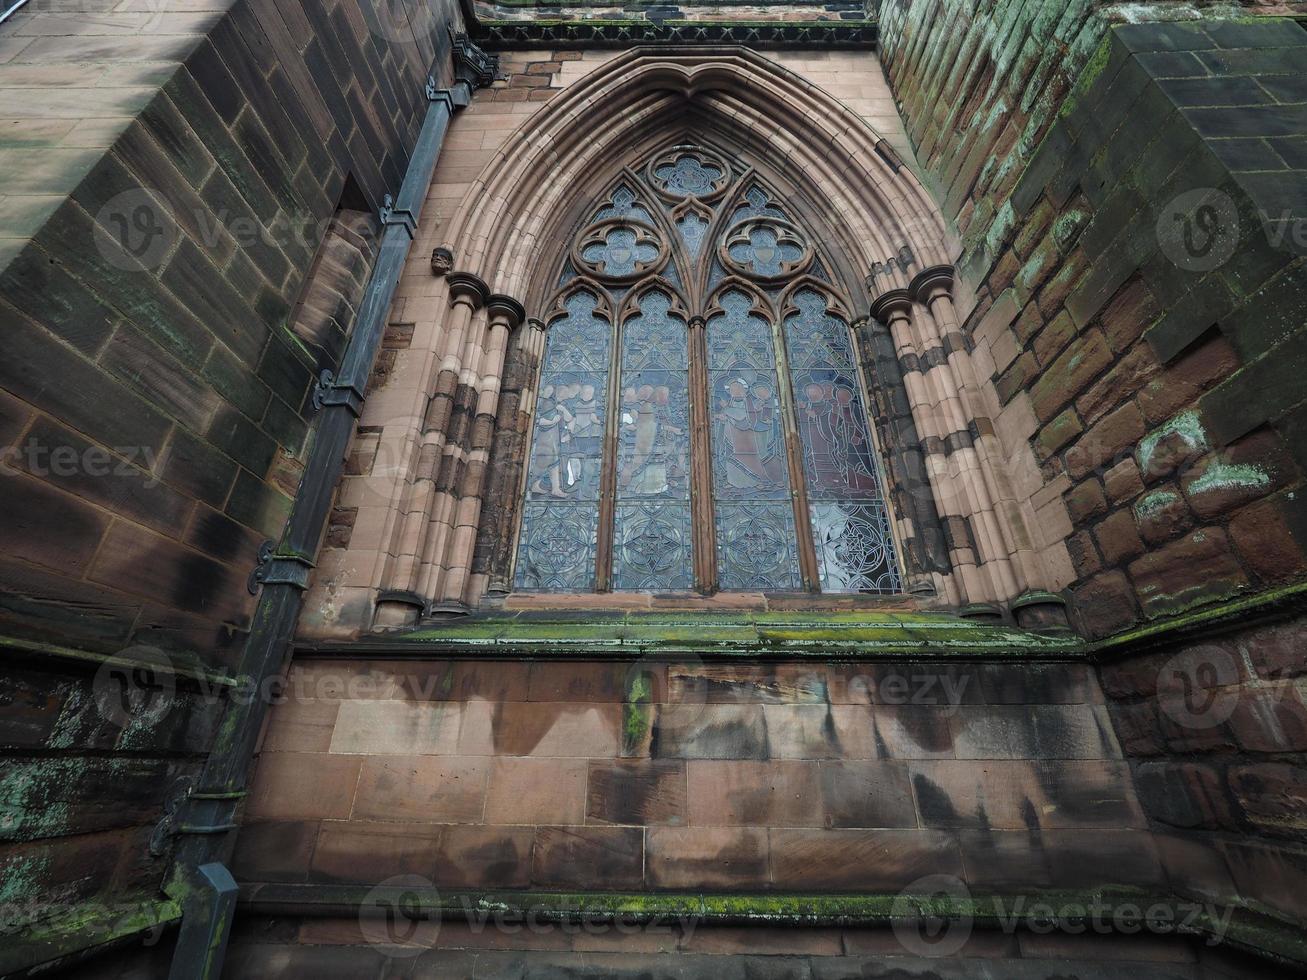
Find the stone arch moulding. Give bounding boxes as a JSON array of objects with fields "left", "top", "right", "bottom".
[{"left": 366, "top": 47, "right": 1067, "bottom": 629}]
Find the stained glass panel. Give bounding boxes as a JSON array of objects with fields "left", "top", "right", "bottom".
[
  {"left": 580, "top": 226, "right": 660, "bottom": 279},
  {"left": 727, "top": 224, "right": 804, "bottom": 278},
  {"left": 678, "top": 212, "right": 708, "bottom": 259},
  {"left": 545, "top": 291, "right": 610, "bottom": 373},
  {"left": 708, "top": 290, "right": 801, "bottom": 589},
  {"left": 615, "top": 292, "right": 691, "bottom": 589},
  {"left": 526, "top": 373, "right": 607, "bottom": 501},
  {"left": 734, "top": 185, "right": 787, "bottom": 222},
  {"left": 810, "top": 503, "right": 902, "bottom": 593},
  {"left": 717, "top": 502, "right": 801, "bottom": 590},
  {"left": 613, "top": 502, "right": 693, "bottom": 590},
  {"left": 595, "top": 185, "right": 655, "bottom": 224},
  {"left": 516, "top": 290, "right": 611, "bottom": 590},
  {"left": 515, "top": 503, "right": 599, "bottom": 591},
  {"left": 654, "top": 153, "right": 725, "bottom": 197},
  {"left": 783, "top": 289, "right": 900, "bottom": 592}
]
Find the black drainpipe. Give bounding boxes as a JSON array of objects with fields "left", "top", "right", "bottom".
[{"left": 161, "top": 37, "right": 499, "bottom": 980}]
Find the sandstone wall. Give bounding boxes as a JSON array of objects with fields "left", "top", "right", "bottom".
[
  {"left": 0, "top": 0, "right": 461, "bottom": 968},
  {"left": 879, "top": 7, "right": 1307, "bottom": 639},
  {"left": 235, "top": 656, "right": 1148, "bottom": 896},
  {"left": 1102, "top": 612, "right": 1307, "bottom": 932}
]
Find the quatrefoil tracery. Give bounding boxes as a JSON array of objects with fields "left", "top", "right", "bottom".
[
  {"left": 573, "top": 220, "right": 668, "bottom": 282},
  {"left": 646, "top": 146, "right": 733, "bottom": 202},
  {"left": 719, "top": 218, "right": 812, "bottom": 283}
]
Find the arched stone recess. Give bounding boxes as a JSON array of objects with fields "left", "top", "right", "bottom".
[{"left": 363, "top": 47, "right": 1065, "bottom": 629}]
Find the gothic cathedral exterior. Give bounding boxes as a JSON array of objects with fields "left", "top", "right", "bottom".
[{"left": 2, "top": 0, "right": 1307, "bottom": 976}]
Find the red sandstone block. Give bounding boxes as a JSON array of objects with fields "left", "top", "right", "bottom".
[
  {"left": 1227, "top": 762, "right": 1307, "bottom": 836},
  {"left": 434, "top": 826, "right": 533, "bottom": 888},
  {"left": 352, "top": 755, "right": 488, "bottom": 823},
  {"left": 260, "top": 698, "right": 339, "bottom": 753},
  {"left": 526, "top": 661, "right": 630, "bottom": 702},
  {"left": 686, "top": 760, "right": 824, "bottom": 827},
  {"left": 245, "top": 752, "right": 361, "bottom": 821},
  {"left": 1153, "top": 832, "right": 1237, "bottom": 905},
  {"left": 1242, "top": 619, "right": 1307, "bottom": 680},
  {"left": 910, "top": 759, "right": 1143, "bottom": 830},
  {"left": 1227, "top": 683, "right": 1307, "bottom": 753},
  {"left": 456, "top": 701, "right": 622, "bottom": 758},
  {"left": 1229, "top": 495, "right": 1307, "bottom": 585},
  {"left": 229, "top": 819, "right": 318, "bottom": 882},
  {"left": 309, "top": 822, "right": 441, "bottom": 883},
  {"left": 586, "top": 759, "right": 686, "bottom": 826},
  {"left": 959, "top": 829, "right": 1163, "bottom": 890},
  {"left": 532, "top": 826, "right": 643, "bottom": 890},
  {"left": 484, "top": 757, "right": 587, "bottom": 826},
  {"left": 769, "top": 828, "right": 962, "bottom": 890},
  {"left": 1219, "top": 839, "right": 1307, "bottom": 922},
  {"left": 645, "top": 826, "right": 769, "bottom": 889},
  {"left": 1127, "top": 528, "right": 1249, "bottom": 620}
]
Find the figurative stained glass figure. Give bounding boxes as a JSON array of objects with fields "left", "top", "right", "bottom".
[
  {"left": 619, "top": 383, "right": 685, "bottom": 496},
  {"left": 563, "top": 382, "right": 604, "bottom": 494},
  {"left": 795, "top": 373, "right": 882, "bottom": 496},
  {"left": 712, "top": 376, "right": 785, "bottom": 494},
  {"left": 529, "top": 384, "right": 572, "bottom": 498}
]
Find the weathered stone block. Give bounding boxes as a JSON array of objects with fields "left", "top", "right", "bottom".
[{"left": 1127, "top": 528, "right": 1249, "bottom": 619}]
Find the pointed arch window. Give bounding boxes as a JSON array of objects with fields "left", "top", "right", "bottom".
[{"left": 514, "top": 144, "right": 902, "bottom": 595}]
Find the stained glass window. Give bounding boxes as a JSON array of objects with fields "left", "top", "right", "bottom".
[{"left": 515, "top": 145, "right": 902, "bottom": 595}]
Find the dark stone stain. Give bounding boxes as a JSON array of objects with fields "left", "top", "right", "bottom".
[
  {"left": 912, "top": 772, "right": 958, "bottom": 825},
  {"left": 173, "top": 552, "right": 227, "bottom": 614}
]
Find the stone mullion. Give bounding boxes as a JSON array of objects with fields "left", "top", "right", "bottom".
[
  {"left": 431, "top": 296, "right": 524, "bottom": 611},
  {"left": 687, "top": 315, "right": 717, "bottom": 594}
]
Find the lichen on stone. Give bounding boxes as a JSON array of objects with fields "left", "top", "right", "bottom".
[{"left": 1136, "top": 410, "right": 1208, "bottom": 475}]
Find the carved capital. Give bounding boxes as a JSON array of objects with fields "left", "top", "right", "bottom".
[
  {"left": 868, "top": 287, "right": 912, "bottom": 324},
  {"left": 908, "top": 264, "right": 955, "bottom": 305},
  {"left": 430, "top": 245, "right": 454, "bottom": 277},
  {"left": 446, "top": 271, "right": 490, "bottom": 308},
  {"left": 527, "top": 317, "right": 547, "bottom": 334},
  {"left": 486, "top": 293, "right": 527, "bottom": 329}
]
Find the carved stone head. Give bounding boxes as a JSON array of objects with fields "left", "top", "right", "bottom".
[{"left": 430, "top": 245, "right": 454, "bottom": 277}]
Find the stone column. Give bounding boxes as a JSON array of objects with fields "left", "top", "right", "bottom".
[
  {"left": 869, "top": 287, "right": 970, "bottom": 605},
  {"left": 907, "top": 265, "right": 1020, "bottom": 608},
  {"left": 423, "top": 293, "right": 526, "bottom": 614},
  {"left": 476, "top": 316, "right": 547, "bottom": 597},
  {"left": 372, "top": 272, "right": 487, "bottom": 628}
]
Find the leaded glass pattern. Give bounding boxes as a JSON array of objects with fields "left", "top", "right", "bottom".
[
  {"left": 784, "top": 289, "right": 898, "bottom": 593},
  {"left": 516, "top": 144, "right": 901, "bottom": 596},
  {"left": 596, "top": 185, "right": 655, "bottom": 224},
  {"left": 515, "top": 504, "right": 599, "bottom": 591},
  {"left": 653, "top": 153, "right": 725, "bottom": 197},
  {"left": 678, "top": 212, "right": 708, "bottom": 259}
]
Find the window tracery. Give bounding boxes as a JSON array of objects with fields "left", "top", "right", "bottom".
[{"left": 513, "top": 144, "right": 902, "bottom": 595}]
